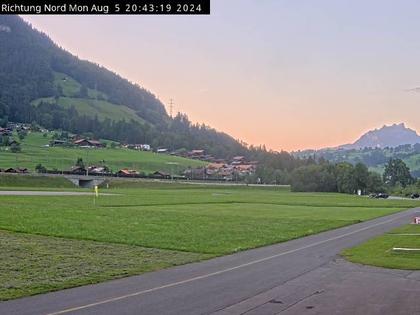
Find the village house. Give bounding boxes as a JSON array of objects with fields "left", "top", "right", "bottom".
[
  {"left": 205, "top": 163, "right": 226, "bottom": 176},
  {"left": 151, "top": 171, "right": 170, "bottom": 179},
  {"left": 2, "top": 167, "right": 29, "bottom": 174},
  {"left": 0, "top": 127, "right": 12, "bottom": 136},
  {"left": 88, "top": 166, "right": 109, "bottom": 175},
  {"left": 188, "top": 150, "right": 205, "bottom": 159},
  {"left": 125, "top": 144, "right": 151, "bottom": 151},
  {"left": 231, "top": 156, "right": 246, "bottom": 165},
  {"left": 73, "top": 139, "right": 105, "bottom": 148},
  {"left": 235, "top": 164, "right": 256, "bottom": 175},
  {"left": 70, "top": 166, "right": 87, "bottom": 175},
  {"left": 50, "top": 139, "right": 67, "bottom": 146},
  {"left": 116, "top": 169, "right": 139, "bottom": 177}
]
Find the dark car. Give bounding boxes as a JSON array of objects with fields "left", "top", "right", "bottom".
[
  {"left": 376, "top": 193, "right": 389, "bottom": 199},
  {"left": 411, "top": 193, "right": 420, "bottom": 199}
]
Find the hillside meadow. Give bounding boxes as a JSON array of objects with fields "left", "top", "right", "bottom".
[{"left": 0, "top": 132, "right": 205, "bottom": 173}]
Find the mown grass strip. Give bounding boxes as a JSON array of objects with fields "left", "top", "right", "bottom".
[{"left": 0, "top": 230, "right": 208, "bottom": 301}]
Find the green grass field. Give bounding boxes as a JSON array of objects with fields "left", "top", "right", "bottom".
[
  {"left": 31, "top": 72, "right": 147, "bottom": 124},
  {"left": 0, "top": 132, "right": 205, "bottom": 173},
  {"left": 1, "top": 182, "right": 419, "bottom": 300},
  {"left": 342, "top": 224, "right": 420, "bottom": 270},
  {"left": 0, "top": 174, "right": 74, "bottom": 188},
  {"left": 0, "top": 230, "right": 206, "bottom": 300},
  {"left": 32, "top": 97, "right": 146, "bottom": 124}
]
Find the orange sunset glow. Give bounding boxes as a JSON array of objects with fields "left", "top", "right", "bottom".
[{"left": 23, "top": 1, "right": 420, "bottom": 151}]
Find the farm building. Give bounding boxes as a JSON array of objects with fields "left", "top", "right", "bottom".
[
  {"left": 116, "top": 169, "right": 139, "bottom": 177},
  {"left": 151, "top": 171, "right": 170, "bottom": 179},
  {"left": 73, "top": 139, "right": 105, "bottom": 148}
]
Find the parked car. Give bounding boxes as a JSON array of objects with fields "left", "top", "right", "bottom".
[
  {"left": 376, "top": 193, "right": 389, "bottom": 199},
  {"left": 411, "top": 193, "right": 420, "bottom": 199}
]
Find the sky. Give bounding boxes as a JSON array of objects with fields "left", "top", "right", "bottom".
[{"left": 24, "top": 0, "right": 420, "bottom": 151}]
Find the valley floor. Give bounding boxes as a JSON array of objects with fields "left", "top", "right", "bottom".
[{"left": 0, "top": 182, "right": 419, "bottom": 301}]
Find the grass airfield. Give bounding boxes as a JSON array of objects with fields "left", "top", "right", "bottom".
[
  {"left": 343, "top": 224, "right": 420, "bottom": 270},
  {"left": 1, "top": 179, "right": 419, "bottom": 300}
]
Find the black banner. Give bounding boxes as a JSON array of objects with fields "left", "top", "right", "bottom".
[{"left": 0, "top": 0, "right": 210, "bottom": 15}]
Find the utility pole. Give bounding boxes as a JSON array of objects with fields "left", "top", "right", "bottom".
[{"left": 169, "top": 99, "right": 174, "bottom": 118}]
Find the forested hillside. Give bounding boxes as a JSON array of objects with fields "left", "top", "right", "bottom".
[{"left": 0, "top": 16, "right": 242, "bottom": 156}]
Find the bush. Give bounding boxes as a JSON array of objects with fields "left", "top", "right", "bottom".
[{"left": 35, "top": 164, "right": 47, "bottom": 173}]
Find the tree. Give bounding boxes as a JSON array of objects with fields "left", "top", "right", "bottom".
[
  {"left": 18, "top": 130, "right": 27, "bottom": 141},
  {"left": 1, "top": 135, "right": 9, "bottom": 147},
  {"left": 335, "top": 162, "right": 356, "bottom": 194},
  {"left": 290, "top": 164, "right": 336, "bottom": 192},
  {"left": 75, "top": 157, "right": 85, "bottom": 168},
  {"left": 366, "top": 172, "right": 385, "bottom": 193},
  {"left": 78, "top": 85, "right": 88, "bottom": 98},
  {"left": 291, "top": 161, "right": 384, "bottom": 194},
  {"left": 10, "top": 143, "right": 21, "bottom": 153},
  {"left": 383, "top": 158, "right": 414, "bottom": 187},
  {"left": 353, "top": 163, "right": 369, "bottom": 193}
]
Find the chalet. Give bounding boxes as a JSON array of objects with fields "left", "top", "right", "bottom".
[
  {"left": 202, "top": 155, "right": 215, "bottom": 162},
  {"left": 3, "top": 167, "right": 28, "bottom": 174},
  {"left": 125, "top": 144, "right": 151, "bottom": 151},
  {"left": 206, "top": 163, "right": 225, "bottom": 175},
  {"left": 207, "top": 163, "right": 226, "bottom": 170},
  {"left": 188, "top": 150, "right": 205, "bottom": 159},
  {"left": 70, "top": 166, "right": 87, "bottom": 175},
  {"left": 0, "top": 127, "right": 12, "bottom": 136},
  {"left": 231, "top": 156, "right": 246, "bottom": 165},
  {"left": 116, "top": 169, "right": 139, "bottom": 177},
  {"left": 3, "top": 168, "right": 17, "bottom": 173},
  {"left": 88, "top": 166, "right": 109, "bottom": 175},
  {"left": 235, "top": 164, "right": 255, "bottom": 175},
  {"left": 151, "top": 171, "right": 170, "bottom": 179},
  {"left": 17, "top": 167, "right": 28, "bottom": 173},
  {"left": 73, "top": 139, "right": 105, "bottom": 148},
  {"left": 140, "top": 144, "right": 151, "bottom": 151},
  {"left": 50, "top": 139, "right": 67, "bottom": 146}
]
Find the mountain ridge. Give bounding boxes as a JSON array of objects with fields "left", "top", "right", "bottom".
[{"left": 340, "top": 123, "right": 420, "bottom": 149}]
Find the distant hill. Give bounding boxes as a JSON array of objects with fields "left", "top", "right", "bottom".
[
  {"left": 293, "top": 123, "right": 420, "bottom": 177},
  {"left": 340, "top": 123, "right": 420, "bottom": 149}
]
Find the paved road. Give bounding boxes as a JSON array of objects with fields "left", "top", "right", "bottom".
[
  {"left": 1, "top": 208, "right": 420, "bottom": 315},
  {"left": 0, "top": 191, "right": 113, "bottom": 196}
]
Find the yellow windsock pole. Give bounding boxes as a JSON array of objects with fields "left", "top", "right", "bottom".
[{"left": 93, "top": 185, "right": 99, "bottom": 206}]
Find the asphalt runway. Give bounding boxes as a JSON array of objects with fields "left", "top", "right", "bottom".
[{"left": 1, "top": 207, "right": 420, "bottom": 315}]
